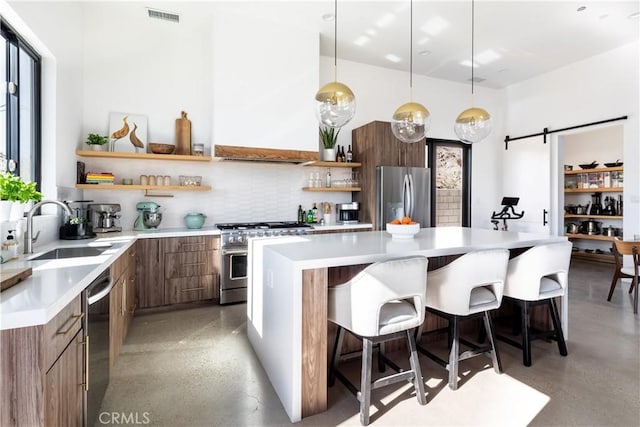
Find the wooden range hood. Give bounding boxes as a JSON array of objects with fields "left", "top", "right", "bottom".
[{"left": 214, "top": 145, "right": 318, "bottom": 163}]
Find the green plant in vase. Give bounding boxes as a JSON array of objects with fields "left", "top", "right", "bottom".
[
  {"left": 319, "top": 126, "right": 341, "bottom": 161},
  {"left": 85, "top": 133, "right": 109, "bottom": 150},
  {"left": 0, "top": 172, "right": 43, "bottom": 221}
]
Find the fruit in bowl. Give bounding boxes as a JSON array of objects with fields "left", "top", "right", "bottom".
[{"left": 386, "top": 217, "right": 420, "bottom": 239}]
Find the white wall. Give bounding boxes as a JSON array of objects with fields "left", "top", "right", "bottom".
[
  {"left": 323, "top": 56, "right": 507, "bottom": 228},
  {"left": 504, "top": 42, "right": 639, "bottom": 239}
]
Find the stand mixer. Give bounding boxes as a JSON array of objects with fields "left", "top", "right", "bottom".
[{"left": 133, "top": 202, "right": 162, "bottom": 230}]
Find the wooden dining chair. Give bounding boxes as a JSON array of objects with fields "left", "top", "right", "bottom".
[{"left": 608, "top": 239, "right": 639, "bottom": 314}]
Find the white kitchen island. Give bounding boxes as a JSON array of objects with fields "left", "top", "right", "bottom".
[{"left": 247, "top": 227, "right": 568, "bottom": 422}]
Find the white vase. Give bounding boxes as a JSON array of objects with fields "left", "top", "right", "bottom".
[
  {"left": 9, "top": 202, "right": 24, "bottom": 221},
  {"left": 322, "top": 148, "right": 336, "bottom": 162},
  {"left": 91, "top": 144, "right": 105, "bottom": 151},
  {"left": 0, "top": 200, "right": 14, "bottom": 223}
]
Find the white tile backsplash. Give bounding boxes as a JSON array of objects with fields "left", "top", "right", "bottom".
[{"left": 80, "top": 160, "right": 353, "bottom": 229}]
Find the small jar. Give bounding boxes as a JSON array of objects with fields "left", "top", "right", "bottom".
[
  {"left": 163, "top": 176, "right": 171, "bottom": 186},
  {"left": 193, "top": 144, "right": 204, "bottom": 156},
  {"left": 148, "top": 175, "right": 157, "bottom": 186},
  {"left": 140, "top": 175, "right": 148, "bottom": 185},
  {"left": 157, "top": 175, "right": 164, "bottom": 186}
]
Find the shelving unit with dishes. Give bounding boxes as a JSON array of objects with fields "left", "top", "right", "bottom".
[
  {"left": 301, "top": 161, "right": 362, "bottom": 192},
  {"left": 564, "top": 165, "right": 623, "bottom": 263},
  {"left": 75, "top": 149, "right": 212, "bottom": 194}
]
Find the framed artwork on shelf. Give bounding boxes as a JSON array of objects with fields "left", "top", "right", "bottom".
[{"left": 108, "top": 112, "right": 148, "bottom": 153}]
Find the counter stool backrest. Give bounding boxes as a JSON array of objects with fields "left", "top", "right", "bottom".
[
  {"left": 328, "top": 256, "right": 428, "bottom": 337},
  {"left": 504, "top": 242, "right": 573, "bottom": 301},
  {"left": 425, "top": 248, "right": 509, "bottom": 316}
]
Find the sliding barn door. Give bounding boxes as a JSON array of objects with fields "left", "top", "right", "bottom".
[{"left": 501, "top": 137, "right": 551, "bottom": 234}]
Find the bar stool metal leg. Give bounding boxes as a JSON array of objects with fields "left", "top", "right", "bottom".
[
  {"left": 359, "top": 338, "right": 373, "bottom": 426},
  {"left": 521, "top": 301, "right": 532, "bottom": 367},
  {"left": 407, "top": 329, "right": 427, "bottom": 405},
  {"left": 483, "top": 311, "right": 502, "bottom": 374},
  {"left": 447, "top": 316, "right": 460, "bottom": 390},
  {"left": 548, "top": 299, "right": 568, "bottom": 356}
]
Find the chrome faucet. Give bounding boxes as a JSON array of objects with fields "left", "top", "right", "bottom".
[{"left": 24, "top": 200, "right": 72, "bottom": 254}]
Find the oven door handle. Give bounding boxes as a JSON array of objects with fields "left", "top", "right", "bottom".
[
  {"left": 222, "top": 249, "right": 248, "bottom": 255},
  {"left": 87, "top": 275, "right": 115, "bottom": 305}
]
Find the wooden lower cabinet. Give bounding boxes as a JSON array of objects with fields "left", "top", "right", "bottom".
[
  {"left": 0, "top": 295, "right": 85, "bottom": 427},
  {"left": 110, "top": 245, "right": 136, "bottom": 370},
  {"left": 45, "top": 330, "right": 84, "bottom": 427},
  {"left": 136, "top": 238, "right": 165, "bottom": 308},
  {"left": 136, "top": 236, "right": 220, "bottom": 308}
]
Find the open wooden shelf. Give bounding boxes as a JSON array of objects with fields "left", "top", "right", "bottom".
[
  {"left": 76, "top": 184, "right": 211, "bottom": 191},
  {"left": 564, "top": 214, "right": 622, "bottom": 220},
  {"left": 564, "top": 187, "right": 623, "bottom": 193},
  {"left": 76, "top": 149, "right": 212, "bottom": 162},
  {"left": 566, "top": 233, "right": 615, "bottom": 242},
  {"left": 301, "top": 161, "right": 361, "bottom": 168},
  {"left": 302, "top": 187, "right": 361, "bottom": 192},
  {"left": 564, "top": 166, "right": 623, "bottom": 175}
]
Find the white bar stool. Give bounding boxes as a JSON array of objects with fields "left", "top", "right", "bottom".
[
  {"left": 417, "top": 248, "right": 509, "bottom": 390},
  {"left": 328, "top": 256, "right": 428, "bottom": 426},
  {"left": 608, "top": 239, "right": 639, "bottom": 314},
  {"left": 498, "top": 241, "right": 572, "bottom": 366}
]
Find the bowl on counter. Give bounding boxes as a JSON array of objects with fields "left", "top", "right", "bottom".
[
  {"left": 184, "top": 212, "right": 206, "bottom": 229},
  {"left": 148, "top": 143, "right": 176, "bottom": 154},
  {"left": 386, "top": 222, "right": 420, "bottom": 239},
  {"left": 604, "top": 161, "right": 623, "bottom": 167}
]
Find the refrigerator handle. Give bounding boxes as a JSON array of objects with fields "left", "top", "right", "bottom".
[
  {"left": 407, "top": 173, "right": 414, "bottom": 218},
  {"left": 403, "top": 173, "right": 411, "bottom": 218}
]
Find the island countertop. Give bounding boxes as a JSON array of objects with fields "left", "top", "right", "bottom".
[
  {"left": 261, "top": 226, "right": 567, "bottom": 268},
  {"left": 247, "top": 227, "right": 568, "bottom": 423}
]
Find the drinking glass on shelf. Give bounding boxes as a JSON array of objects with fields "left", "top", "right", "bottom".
[
  {"left": 351, "top": 171, "right": 360, "bottom": 187},
  {"left": 314, "top": 172, "right": 322, "bottom": 188},
  {"left": 149, "top": 175, "right": 157, "bottom": 186}
]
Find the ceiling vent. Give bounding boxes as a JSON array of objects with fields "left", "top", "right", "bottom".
[
  {"left": 147, "top": 8, "right": 180, "bottom": 23},
  {"left": 469, "top": 77, "right": 486, "bottom": 83}
]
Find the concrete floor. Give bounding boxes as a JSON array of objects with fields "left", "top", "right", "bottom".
[{"left": 98, "top": 259, "right": 640, "bottom": 426}]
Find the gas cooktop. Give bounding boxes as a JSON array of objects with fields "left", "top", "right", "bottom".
[{"left": 216, "top": 221, "right": 310, "bottom": 231}]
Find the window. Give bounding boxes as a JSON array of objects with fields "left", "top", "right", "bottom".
[
  {"left": 426, "top": 138, "right": 471, "bottom": 227},
  {"left": 1, "top": 19, "right": 41, "bottom": 189}
]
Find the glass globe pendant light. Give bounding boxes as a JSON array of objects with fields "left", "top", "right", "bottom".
[
  {"left": 454, "top": 0, "right": 492, "bottom": 144},
  {"left": 391, "top": 0, "right": 430, "bottom": 144},
  {"left": 315, "top": 0, "right": 356, "bottom": 128}
]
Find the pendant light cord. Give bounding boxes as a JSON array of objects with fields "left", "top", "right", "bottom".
[
  {"left": 409, "top": 0, "right": 414, "bottom": 100},
  {"left": 334, "top": 0, "right": 338, "bottom": 81},
  {"left": 471, "top": 0, "right": 475, "bottom": 96}
]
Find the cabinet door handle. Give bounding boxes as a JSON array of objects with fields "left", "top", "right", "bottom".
[
  {"left": 81, "top": 335, "right": 89, "bottom": 391},
  {"left": 121, "top": 279, "right": 126, "bottom": 316},
  {"left": 543, "top": 209, "right": 549, "bottom": 226},
  {"left": 181, "top": 287, "right": 205, "bottom": 292},
  {"left": 56, "top": 313, "right": 84, "bottom": 335}
]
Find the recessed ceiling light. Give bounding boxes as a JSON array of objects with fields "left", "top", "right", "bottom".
[
  {"left": 577, "top": 6, "right": 587, "bottom": 12},
  {"left": 385, "top": 54, "right": 402, "bottom": 63},
  {"left": 474, "top": 49, "right": 501, "bottom": 65},
  {"left": 354, "top": 36, "right": 370, "bottom": 47},
  {"left": 376, "top": 13, "right": 396, "bottom": 28},
  {"left": 419, "top": 50, "right": 431, "bottom": 56},
  {"left": 420, "top": 16, "right": 450, "bottom": 36},
  {"left": 460, "top": 59, "right": 476, "bottom": 68},
  {"left": 629, "top": 11, "right": 640, "bottom": 19},
  {"left": 365, "top": 28, "right": 377, "bottom": 37},
  {"left": 322, "top": 13, "right": 335, "bottom": 22},
  {"left": 599, "top": 14, "right": 609, "bottom": 20},
  {"left": 417, "top": 37, "right": 430, "bottom": 46}
]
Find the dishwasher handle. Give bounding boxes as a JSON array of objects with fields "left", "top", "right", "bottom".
[{"left": 87, "top": 274, "right": 115, "bottom": 305}]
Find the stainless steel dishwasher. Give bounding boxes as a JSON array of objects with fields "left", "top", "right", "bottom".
[{"left": 83, "top": 269, "right": 114, "bottom": 427}]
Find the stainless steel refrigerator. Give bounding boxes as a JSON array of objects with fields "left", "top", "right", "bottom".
[{"left": 376, "top": 166, "right": 431, "bottom": 229}]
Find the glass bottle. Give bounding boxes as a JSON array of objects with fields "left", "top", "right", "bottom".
[
  {"left": 297, "top": 205, "right": 304, "bottom": 223},
  {"left": 325, "top": 169, "right": 331, "bottom": 188},
  {"left": 340, "top": 146, "right": 346, "bottom": 162},
  {"left": 311, "top": 203, "right": 319, "bottom": 223},
  {"left": 346, "top": 145, "right": 353, "bottom": 162},
  {"left": 336, "top": 144, "right": 343, "bottom": 162}
]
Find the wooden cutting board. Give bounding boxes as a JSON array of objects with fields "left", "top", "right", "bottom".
[{"left": 1, "top": 267, "right": 33, "bottom": 292}]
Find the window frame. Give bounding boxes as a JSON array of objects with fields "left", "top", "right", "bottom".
[
  {"left": 1, "top": 19, "right": 42, "bottom": 190},
  {"left": 426, "top": 138, "right": 472, "bottom": 227}
]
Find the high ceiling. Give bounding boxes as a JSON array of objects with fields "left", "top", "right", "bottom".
[{"left": 316, "top": 1, "right": 640, "bottom": 89}]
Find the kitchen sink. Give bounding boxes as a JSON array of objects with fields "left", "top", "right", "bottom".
[{"left": 30, "top": 245, "right": 111, "bottom": 261}]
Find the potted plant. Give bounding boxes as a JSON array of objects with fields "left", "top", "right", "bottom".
[
  {"left": 319, "top": 126, "right": 341, "bottom": 161},
  {"left": 0, "top": 172, "right": 43, "bottom": 221},
  {"left": 85, "top": 133, "right": 109, "bottom": 151}
]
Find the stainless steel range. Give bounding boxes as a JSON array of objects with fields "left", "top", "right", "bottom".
[{"left": 216, "top": 222, "right": 311, "bottom": 304}]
